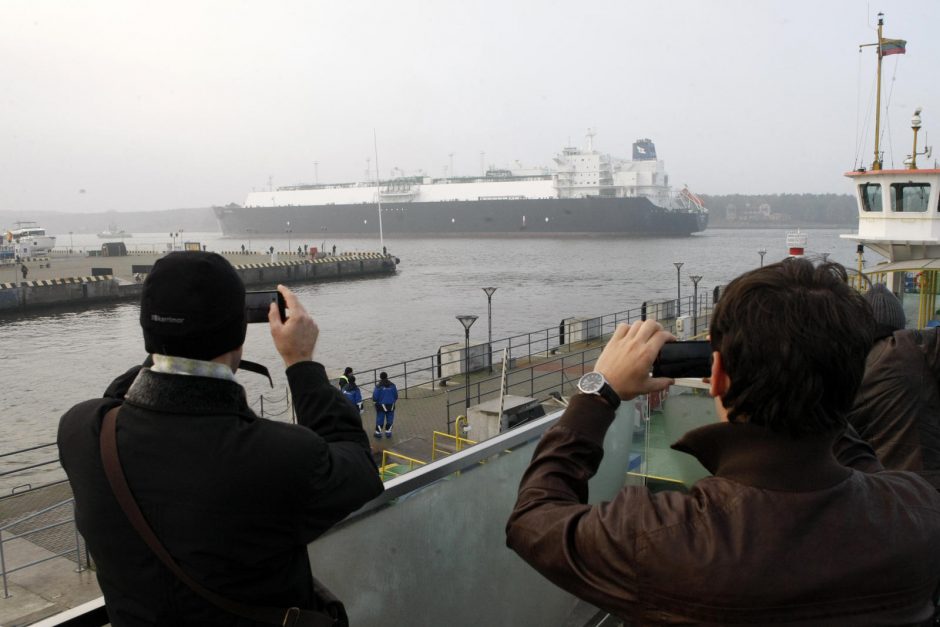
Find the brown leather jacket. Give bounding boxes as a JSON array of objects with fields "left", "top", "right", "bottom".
[
  {"left": 507, "top": 394, "right": 940, "bottom": 625},
  {"left": 848, "top": 328, "right": 940, "bottom": 488}
]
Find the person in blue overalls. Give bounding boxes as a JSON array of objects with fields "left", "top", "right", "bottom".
[
  {"left": 372, "top": 371, "right": 399, "bottom": 439},
  {"left": 341, "top": 375, "right": 363, "bottom": 414}
]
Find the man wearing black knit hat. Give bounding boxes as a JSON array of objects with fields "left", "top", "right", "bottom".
[
  {"left": 848, "top": 282, "right": 940, "bottom": 489},
  {"left": 58, "top": 252, "right": 383, "bottom": 626}
]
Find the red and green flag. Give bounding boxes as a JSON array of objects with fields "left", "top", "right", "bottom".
[{"left": 880, "top": 38, "right": 906, "bottom": 56}]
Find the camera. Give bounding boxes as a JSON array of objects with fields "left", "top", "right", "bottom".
[
  {"left": 245, "top": 290, "right": 287, "bottom": 323},
  {"left": 651, "top": 340, "right": 712, "bottom": 378}
]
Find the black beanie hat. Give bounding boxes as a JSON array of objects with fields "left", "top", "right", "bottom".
[
  {"left": 864, "top": 283, "right": 906, "bottom": 331},
  {"left": 140, "top": 252, "right": 247, "bottom": 360}
]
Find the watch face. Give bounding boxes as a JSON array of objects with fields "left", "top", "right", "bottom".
[{"left": 579, "top": 371, "right": 605, "bottom": 394}]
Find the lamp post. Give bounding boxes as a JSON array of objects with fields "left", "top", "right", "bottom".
[
  {"left": 689, "top": 275, "right": 703, "bottom": 335},
  {"left": 68, "top": 231, "right": 73, "bottom": 254},
  {"left": 482, "top": 287, "right": 497, "bottom": 372},
  {"left": 286, "top": 221, "right": 292, "bottom": 254},
  {"left": 246, "top": 228, "right": 256, "bottom": 252},
  {"left": 758, "top": 248, "right": 767, "bottom": 267},
  {"left": 456, "top": 315, "right": 478, "bottom": 414},
  {"left": 673, "top": 262, "right": 684, "bottom": 316}
]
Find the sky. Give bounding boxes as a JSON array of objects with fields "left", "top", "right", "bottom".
[{"left": 1, "top": 0, "right": 939, "bottom": 214}]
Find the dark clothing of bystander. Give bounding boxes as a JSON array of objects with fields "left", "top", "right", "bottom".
[
  {"left": 848, "top": 327, "right": 940, "bottom": 489},
  {"left": 58, "top": 361, "right": 383, "bottom": 627}
]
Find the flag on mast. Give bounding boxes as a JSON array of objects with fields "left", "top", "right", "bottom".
[{"left": 879, "top": 38, "right": 907, "bottom": 56}]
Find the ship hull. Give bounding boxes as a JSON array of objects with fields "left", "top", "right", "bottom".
[{"left": 214, "top": 197, "right": 708, "bottom": 237}]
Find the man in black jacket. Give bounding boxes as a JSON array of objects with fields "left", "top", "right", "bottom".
[
  {"left": 848, "top": 283, "right": 940, "bottom": 488},
  {"left": 58, "top": 252, "right": 384, "bottom": 627}
]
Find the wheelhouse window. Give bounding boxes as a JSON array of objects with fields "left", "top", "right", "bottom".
[
  {"left": 891, "top": 183, "right": 930, "bottom": 213},
  {"left": 860, "top": 183, "right": 882, "bottom": 212}
]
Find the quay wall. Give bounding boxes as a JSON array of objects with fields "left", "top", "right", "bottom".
[{"left": 0, "top": 253, "right": 397, "bottom": 314}]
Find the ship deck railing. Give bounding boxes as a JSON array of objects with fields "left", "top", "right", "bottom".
[{"left": 6, "top": 382, "right": 716, "bottom": 627}]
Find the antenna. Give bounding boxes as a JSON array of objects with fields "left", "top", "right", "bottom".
[{"left": 373, "top": 130, "right": 385, "bottom": 252}]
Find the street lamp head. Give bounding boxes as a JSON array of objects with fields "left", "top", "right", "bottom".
[
  {"left": 482, "top": 287, "right": 497, "bottom": 298},
  {"left": 456, "top": 314, "right": 478, "bottom": 330},
  {"left": 674, "top": 262, "right": 684, "bottom": 271},
  {"left": 690, "top": 274, "right": 703, "bottom": 285}
]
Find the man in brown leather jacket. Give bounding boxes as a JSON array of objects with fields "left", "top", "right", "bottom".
[{"left": 507, "top": 259, "right": 940, "bottom": 625}]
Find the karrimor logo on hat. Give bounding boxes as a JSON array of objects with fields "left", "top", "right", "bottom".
[{"left": 140, "top": 252, "right": 247, "bottom": 360}]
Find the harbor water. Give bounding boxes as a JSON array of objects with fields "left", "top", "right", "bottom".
[{"left": 1, "top": 228, "right": 860, "bottom": 454}]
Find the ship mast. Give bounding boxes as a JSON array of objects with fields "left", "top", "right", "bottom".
[
  {"left": 873, "top": 13, "right": 885, "bottom": 171},
  {"left": 373, "top": 129, "right": 385, "bottom": 252},
  {"left": 860, "top": 13, "right": 905, "bottom": 170}
]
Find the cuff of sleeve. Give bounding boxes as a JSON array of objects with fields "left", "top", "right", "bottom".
[
  {"left": 285, "top": 360, "right": 329, "bottom": 386},
  {"left": 558, "top": 394, "right": 617, "bottom": 445}
]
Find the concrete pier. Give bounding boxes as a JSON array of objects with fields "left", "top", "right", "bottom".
[{"left": 0, "top": 251, "right": 398, "bottom": 314}]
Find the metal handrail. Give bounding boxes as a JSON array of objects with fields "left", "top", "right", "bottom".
[{"left": 1, "top": 498, "right": 88, "bottom": 598}]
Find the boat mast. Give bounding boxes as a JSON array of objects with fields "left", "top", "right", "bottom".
[
  {"left": 872, "top": 13, "right": 885, "bottom": 171},
  {"left": 373, "top": 129, "right": 385, "bottom": 252}
]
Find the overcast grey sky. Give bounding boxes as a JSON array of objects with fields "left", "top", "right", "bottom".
[{"left": 2, "top": 0, "right": 938, "bottom": 214}]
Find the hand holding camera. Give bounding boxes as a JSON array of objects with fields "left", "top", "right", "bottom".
[
  {"left": 593, "top": 321, "right": 675, "bottom": 401},
  {"left": 267, "top": 285, "right": 319, "bottom": 367}
]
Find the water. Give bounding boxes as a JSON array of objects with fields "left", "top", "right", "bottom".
[{"left": 1, "top": 228, "right": 860, "bottom": 454}]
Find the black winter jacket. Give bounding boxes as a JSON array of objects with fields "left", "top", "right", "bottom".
[{"left": 58, "top": 360, "right": 384, "bottom": 627}]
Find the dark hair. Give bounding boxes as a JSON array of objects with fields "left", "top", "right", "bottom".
[
  {"left": 343, "top": 367, "right": 354, "bottom": 376},
  {"left": 709, "top": 258, "right": 874, "bottom": 437},
  {"left": 379, "top": 372, "right": 388, "bottom": 380}
]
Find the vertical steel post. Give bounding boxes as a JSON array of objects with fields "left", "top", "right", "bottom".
[{"left": 674, "top": 262, "right": 684, "bottom": 316}]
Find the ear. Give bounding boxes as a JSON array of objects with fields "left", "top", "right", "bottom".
[{"left": 709, "top": 351, "right": 730, "bottom": 398}]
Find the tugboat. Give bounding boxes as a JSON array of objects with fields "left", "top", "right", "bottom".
[
  {"left": 841, "top": 13, "right": 939, "bottom": 327},
  {"left": 97, "top": 223, "right": 133, "bottom": 239}
]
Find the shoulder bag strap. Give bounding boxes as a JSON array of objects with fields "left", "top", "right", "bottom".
[{"left": 99, "top": 406, "right": 336, "bottom": 627}]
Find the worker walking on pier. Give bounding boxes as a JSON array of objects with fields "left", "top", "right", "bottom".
[
  {"left": 342, "top": 375, "right": 364, "bottom": 414},
  {"left": 373, "top": 371, "right": 398, "bottom": 438}
]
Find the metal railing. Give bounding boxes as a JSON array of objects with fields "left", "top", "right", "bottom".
[
  {"left": 0, "top": 497, "right": 89, "bottom": 598},
  {"left": 349, "top": 294, "right": 709, "bottom": 400},
  {"left": 442, "top": 300, "right": 715, "bottom": 426}
]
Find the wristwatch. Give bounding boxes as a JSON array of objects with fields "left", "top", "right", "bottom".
[{"left": 577, "top": 371, "right": 621, "bottom": 410}]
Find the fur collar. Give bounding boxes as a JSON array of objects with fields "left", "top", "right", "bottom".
[{"left": 125, "top": 368, "right": 252, "bottom": 416}]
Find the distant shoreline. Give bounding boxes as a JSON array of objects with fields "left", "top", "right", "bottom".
[{"left": 706, "top": 223, "right": 854, "bottom": 231}]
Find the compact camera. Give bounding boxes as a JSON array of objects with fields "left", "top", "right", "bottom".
[
  {"left": 245, "top": 290, "right": 287, "bottom": 323},
  {"left": 651, "top": 340, "right": 713, "bottom": 378}
]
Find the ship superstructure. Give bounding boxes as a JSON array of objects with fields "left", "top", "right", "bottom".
[
  {"left": 4, "top": 221, "right": 56, "bottom": 257},
  {"left": 841, "top": 14, "right": 940, "bottom": 327},
  {"left": 214, "top": 134, "right": 708, "bottom": 237}
]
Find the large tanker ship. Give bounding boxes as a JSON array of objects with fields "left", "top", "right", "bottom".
[{"left": 214, "top": 135, "right": 709, "bottom": 237}]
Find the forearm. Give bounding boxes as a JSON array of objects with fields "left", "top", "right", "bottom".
[
  {"left": 506, "top": 395, "right": 641, "bottom": 614},
  {"left": 507, "top": 396, "right": 613, "bottom": 534},
  {"left": 833, "top": 423, "right": 884, "bottom": 473},
  {"left": 287, "top": 361, "right": 370, "bottom": 448}
]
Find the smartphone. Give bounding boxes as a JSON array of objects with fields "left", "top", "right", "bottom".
[
  {"left": 652, "top": 340, "right": 713, "bottom": 378},
  {"left": 245, "top": 290, "right": 287, "bottom": 323}
]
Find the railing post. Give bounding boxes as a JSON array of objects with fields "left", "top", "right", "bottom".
[
  {"left": 1, "top": 529, "right": 9, "bottom": 598},
  {"left": 403, "top": 361, "right": 409, "bottom": 398},
  {"left": 73, "top": 503, "right": 85, "bottom": 573},
  {"left": 430, "top": 356, "right": 436, "bottom": 391},
  {"left": 259, "top": 395, "right": 264, "bottom": 417}
]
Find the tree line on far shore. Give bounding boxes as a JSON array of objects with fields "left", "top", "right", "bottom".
[{"left": 700, "top": 193, "right": 857, "bottom": 226}]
